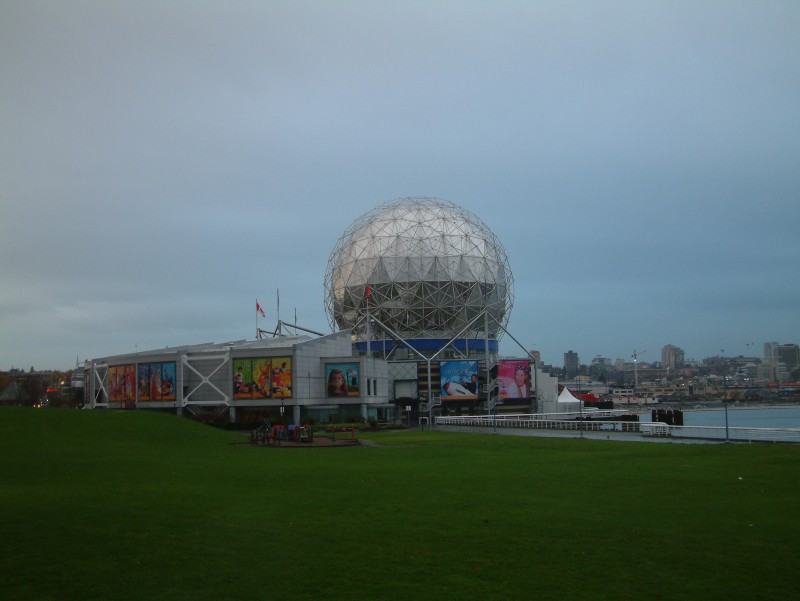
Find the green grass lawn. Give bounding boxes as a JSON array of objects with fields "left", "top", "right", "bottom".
[{"left": 1, "top": 408, "right": 798, "bottom": 600}]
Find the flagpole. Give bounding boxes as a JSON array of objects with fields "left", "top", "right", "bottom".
[
  {"left": 277, "top": 288, "right": 281, "bottom": 335},
  {"left": 256, "top": 299, "right": 266, "bottom": 339}
]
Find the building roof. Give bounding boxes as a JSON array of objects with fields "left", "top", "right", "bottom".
[{"left": 90, "top": 334, "right": 316, "bottom": 362}]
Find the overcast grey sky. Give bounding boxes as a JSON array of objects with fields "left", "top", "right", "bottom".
[{"left": 2, "top": 1, "right": 798, "bottom": 371}]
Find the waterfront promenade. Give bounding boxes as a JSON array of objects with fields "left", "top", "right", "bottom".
[{"left": 434, "top": 405, "right": 800, "bottom": 444}]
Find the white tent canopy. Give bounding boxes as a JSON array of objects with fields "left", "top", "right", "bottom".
[{"left": 557, "top": 386, "right": 582, "bottom": 412}]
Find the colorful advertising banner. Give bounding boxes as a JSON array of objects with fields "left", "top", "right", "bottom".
[
  {"left": 252, "top": 358, "right": 271, "bottom": 399},
  {"left": 109, "top": 364, "right": 135, "bottom": 403},
  {"left": 440, "top": 360, "right": 479, "bottom": 400},
  {"left": 498, "top": 360, "right": 531, "bottom": 400},
  {"left": 325, "top": 362, "right": 360, "bottom": 397},
  {"left": 138, "top": 362, "right": 176, "bottom": 402},
  {"left": 271, "top": 357, "right": 292, "bottom": 398},
  {"left": 233, "top": 358, "right": 255, "bottom": 399},
  {"left": 233, "top": 358, "right": 278, "bottom": 399}
]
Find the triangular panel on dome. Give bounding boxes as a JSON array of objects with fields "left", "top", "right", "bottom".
[
  {"left": 439, "top": 280, "right": 457, "bottom": 306},
  {"left": 382, "top": 237, "right": 400, "bottom": 260},
  {"left": 399, "top": 236, "right": 417, "bottom": 258},
  {"left": 446, "top": 234, "right": 464, "bottom": 255},
  {"left": 371, "top": 257, "right": 391, "bottom": 284},
  {"left": 384, "top": 256, "right": 408, "bottom": 282},
  {"left": 344, "top": 287, "right": 361, "bottom": 309},
  {"left": 350, "top": 260, "right": 375, "bottom": 288},
  {"left": 461, "top": 256, "right": 481, "bottom": 281},
  {"left": 466, "top": 283, "right": 486, "bottom": 305},
  {"left": 405, "top": 257, "right": 423, "bottom": 282},
  {"left": 395, "top": 256, "right": 412, "bottom": 282},
  {"left": 423, "top": 235, "right": 438, "bottom": 256},
  {"left": 424, "top": 256, "right": 441, "bottom": 282},
  {"left": 409, "top": 223, "right": 427, "bottom": 242},
  {"left": 416, "top": 256, "right": 433, "bottom": 280},
  {"left": 351, "top": 237, "right": 375, "bottom": 261},
  {"left": 454, "top": 256, "right": 473, "bottom": 282},
  {"left": 371, "top": 235, "right": 394, "bottom": 256},
  {"left": 435, "top": 255, "right": 453, "bottom": 280}
]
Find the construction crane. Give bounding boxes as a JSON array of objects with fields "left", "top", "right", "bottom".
[{"left": 632, "top": 350, "right": 646, "bottom": 389}]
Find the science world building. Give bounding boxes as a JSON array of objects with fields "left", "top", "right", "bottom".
[
  {"left": 86, "top": 196, "right": 556, "bottom": 425},
  {"left": 325, "top": 197, "right": 551, "bottom": 419}
]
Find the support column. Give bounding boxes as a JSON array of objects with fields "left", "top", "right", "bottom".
[
  {"left": 361, "top": 403, "right": 367, "bottom": 421},
  {"left": 229, "top": 406, "right": 236, "bottom": 424},
  {"left": 293, "top": 404, "right": 301, "bottom": 425},
  {"left": 89, "top": 361, "right": 96, "bottom": 409}
]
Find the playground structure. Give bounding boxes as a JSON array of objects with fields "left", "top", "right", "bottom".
[
  {"left": 250, "top": 419, "right": 359, "bottom": 447},
  {"left": 251, "top": 419, "right": 312, "bottom": 446}
]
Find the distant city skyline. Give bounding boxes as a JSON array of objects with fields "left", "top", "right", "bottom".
[
  {"left": 542, "top": 341, "right": 799, "bottom": 368},
  {"left": 5, "top": 339, "right": 797, "bottom": 375}
]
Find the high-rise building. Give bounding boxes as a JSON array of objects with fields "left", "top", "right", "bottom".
[
  {"left": 563, "top": 350, "right": 579, "bottom": 380},
  {"left": 758, "top": 361, "right": 790, "bottom": 383},
  {"left": 661, "top": 345, "right": 685, "bottom": 370},
  {"left": 589, "top": 356, "right": 613, "bottom": 380},
  {"left": 764, "top": 342, "right": 780, "bottom": 362},
  {"left": 778, "top": 344, "right": 800, "bottom": 371}
]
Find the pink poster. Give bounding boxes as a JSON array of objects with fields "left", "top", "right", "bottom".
[{"left": 498, "top": 360, "right": 531, "bottom": 400}]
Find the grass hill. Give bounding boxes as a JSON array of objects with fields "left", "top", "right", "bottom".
[{"left": 1, "top": 408, "right": 798, "bottom": 600}]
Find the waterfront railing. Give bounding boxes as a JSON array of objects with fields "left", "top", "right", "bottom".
[
  {"left": 435, "top": 414, "right": 640, "bottom": 432},
  {"left": 434, "top": 414, "right": 800, "bottom": 443},
  {"left": 669, "top": 425, "right": 800, "bottom": 443}
]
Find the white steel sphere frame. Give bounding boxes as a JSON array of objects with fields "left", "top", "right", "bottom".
[{"left": 324, "top": 196, "right": 514, "bottom": 346}]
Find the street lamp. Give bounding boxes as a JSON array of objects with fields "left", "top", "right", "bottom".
[
  {"left": 745, "top": 342, "right": 754, "bottom": 388},
  {"left": 721, "top": 349, "right": 729, "bottom": 441}
]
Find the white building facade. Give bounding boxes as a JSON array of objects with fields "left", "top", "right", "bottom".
[{"left": 86, "top": 331, "right": 393, "bottom": 425}]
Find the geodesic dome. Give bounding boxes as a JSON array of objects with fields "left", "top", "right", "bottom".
[{"left": 324, "top": 196, "right": 514, "bottom": 343}]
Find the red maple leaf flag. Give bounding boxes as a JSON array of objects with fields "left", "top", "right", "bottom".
[
  {"left": 256, "top": 301, "right": 265, "bottom": 317},
  {"left": 365, "top": 284, "right": 372, "bottom": 299}
]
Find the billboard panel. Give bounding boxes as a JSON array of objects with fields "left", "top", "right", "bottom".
[
  {"left": 326, "top": 362, "right": 360, "bottom": 397},
  {"left": 234, "top": 358, "right": 274, "bottom": 399},
  {"left": 160, "top": 362, "right": 176, "bottom": 401},
  {"left": 233, "top": 358, "right": 254, "bottom": 399},
  {"left": 109, "top": 364, "right": 135, "bottom": 403},
  {"left": 138, "top": 362, "right": 176, "bottom": 402},
  {"left": 252, "top": 358, "right": 271, "bottom": 399},
  {"left": 271, "top": 357, "right": 292, "bottom": 398},
  {"left": 440, "top": 360, "right": 478, "bottom": 400},
  {"left": 498, "top": 360, "right": 531, "bottom": 400}
]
